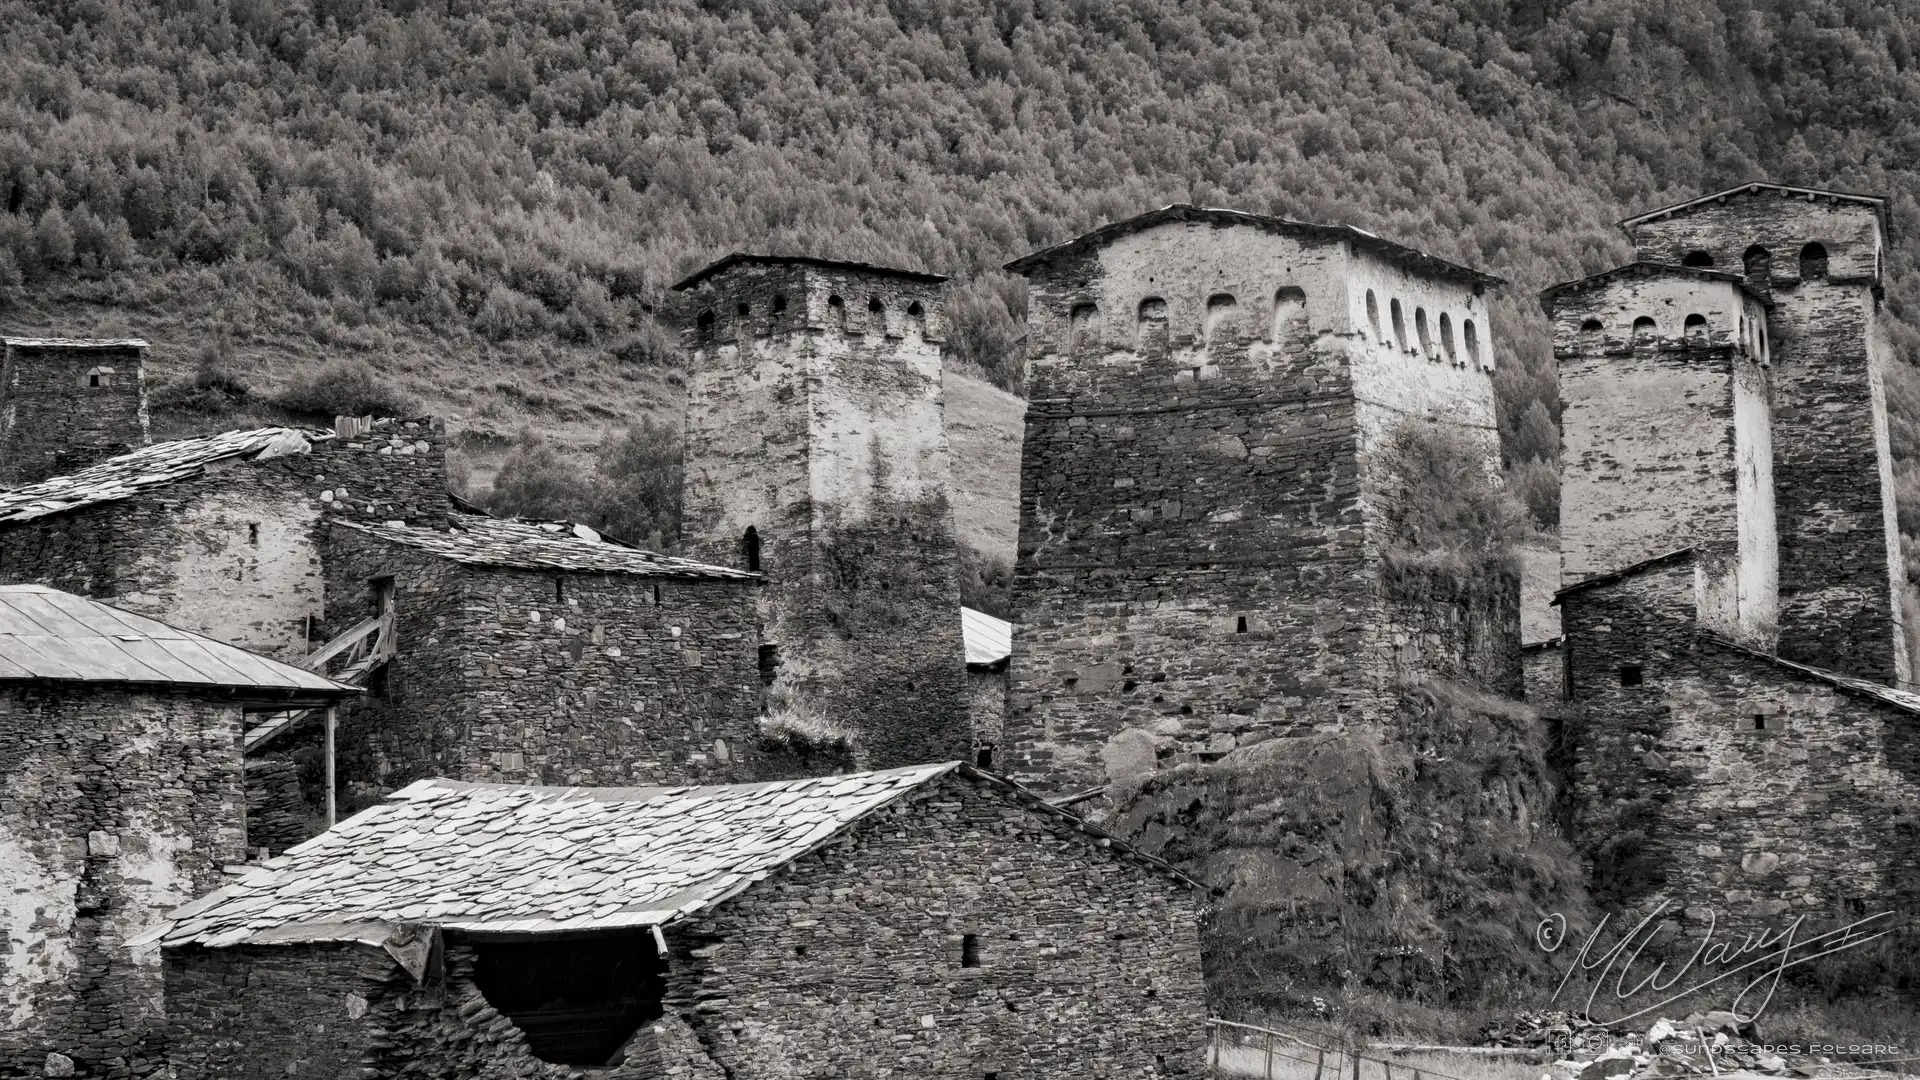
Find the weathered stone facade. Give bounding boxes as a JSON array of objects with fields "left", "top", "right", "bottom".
[
  {"left": 676, "top": 255, "right": 970, "bottom": 770},
  {"left": 160, "top": 770, "right": 1207, "bottom": 1079},
  {"left": 0, "top": 339, "right": 150, "bottom": 487},
  {"left": 321, "top": 521, "right": 763, "bottom": 797},
  {"left": 1545, "top": 263, "right": 1777, "bottom": 645},
  {"left": 0, "top": 420, "right": 449, "bottom": 666},
  {"left": 0, "top": 686, "right": 246, "bottom": 1080},
  {"left": 966, "top": 663, "right": 1007, "bottom": 766},
  {"left": 1555, "top": 552, "right": 1920, "bottom": 933},
  {"left": 1622, "top": 186, "right": 1911, "bottom": 684},
  {"left": 1001, "top": 206, "right": 1518, "bottom": 794}
]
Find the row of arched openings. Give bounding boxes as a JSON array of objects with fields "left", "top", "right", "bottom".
[
  {"left": 1363, "top": 289, "right": 1482, "bottom": 368},
  {"left": 1581, "top": 313, "right": 1767, "bottom": 358},
  {"left": 1681, "top": 243, "right": 1828, "bottom": 283},
  {"left": 694, "top": 296, "right": 927, "bottom": 335},
  {"left": 1080, "top": 287, "right": 1309, "bottom": 353}
]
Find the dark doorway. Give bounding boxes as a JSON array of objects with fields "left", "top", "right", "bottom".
[
  {"left": 471, "top": 931, "right": 666, "bottom": 1066},
  {"left": 742, "top": 526, "right": 762, "bottom": 572}
]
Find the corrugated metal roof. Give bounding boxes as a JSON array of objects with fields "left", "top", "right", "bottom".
[
  {"left": 0, "top": 585, "right": 359, "bottom": 695},
  {"left": 139, "top": 762, "right": 1206, "bottom": 949},
  {"left": 0, "top": 427, "right": 327, "bottom": 525},
  {"left": 2, "top": 338, "right": 150, "bottom": 349},
  {"left": 333, "top": 516, "right": 759, "bottom": 580},
  {"left": 962, "top": 606, "right": 1012, "bottom": 666},
  {"left": 1003, "top": 204, "right": 1505, "bottom": 288}
]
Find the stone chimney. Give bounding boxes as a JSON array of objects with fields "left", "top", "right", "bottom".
[{"left": 0, "top": 337, "right": 150, "bottom": 486}]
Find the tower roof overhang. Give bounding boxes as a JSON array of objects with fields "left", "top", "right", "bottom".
[
  {"left": 671, "top": 253, "right": 947, "bottom": 292},
  {"left": 1538, "top": 261, "right": 1772, "bottom": 316}
]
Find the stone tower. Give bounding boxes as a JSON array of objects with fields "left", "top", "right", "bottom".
[
  {"left": 1621, "top": 183, "right": 1908, "bottom": 684},
  {"left": 674, "top": 253, "right": 970, "bottom": 769},
  {"left": 1543, "top": 262, "right": 1777, "bottom": 645},
  {"left": 1000, "top": 205, "right": 1518, "bottom": 795},
  {"left": 0, "top": 337, "right": 149, "bottom": 486}
]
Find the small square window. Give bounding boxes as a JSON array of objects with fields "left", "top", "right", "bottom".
[
  {"left": 1618, "top": 664, "right": 1643, "bottom": 687},
  {"left": 974, "top": 747, "right": 993, "bottom": 769},
  {"left": 1749, "top": 714, "right": 1768, "bottom": 731}
]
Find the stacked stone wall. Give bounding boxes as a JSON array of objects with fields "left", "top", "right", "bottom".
[
  {"left": 0, "top": 686, "right": 246, "bottom": 1079},
  {"left": 163, "top": 943, "right": 391, "bottom": 1080},
  {"left": 679, "top": 260, "right": 969, "bottom": 769},
  {"left": 0, "top": 343, "right": 148, "bottom": 487},
  {"left": 281, "top": 418, "right": 451, "bottom": 530},
  {"left": 1629, "top": 194, "right": 1904, "bottom": 682},
  {"left": 1560, "top": 558, "right": 1920, "bottom": 935},
  {"left": 322, "top": 525, "right": 763, "bottom": 793}
]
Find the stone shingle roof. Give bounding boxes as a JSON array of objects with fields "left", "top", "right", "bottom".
[
  {"left": 138, "top": 764, "right": 1203, "bottom": 949},
  {"left": 0, "top": 427, "right": 326, "bottom": 524},
  {"left": 1706, "top": 636, "right": 1920, "bottom": 717},
  {"left": 1003, "top": 204, "right": 1506, "bottom": 287},
  {"left": 332, "top": 515, "right": 758, "bottom": 580},
  {"left": 1619, "top": 182, "right": 1890, "bottom": 240},
  {"left": 671, "top": 252, "right": 947, "bottom": 291},
  {"left": 1551, "top": 548, "right": 1696, "bottom": 605},
  {"left": 0, "top": 585, "right": 357, "bottom": 698},
  {"left": 1537, "top": 261, "right": 1773, "bottom": 310}
]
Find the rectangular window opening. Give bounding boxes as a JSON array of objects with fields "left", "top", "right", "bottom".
[
  {"left": 1618, "top": 663, "right": 1643, "bottom": 687},
  {"left": 1749, "top": 714, "right": 1769, "bottom": 731},
  {"left": 974, "top": 747, "right": 993, "bottom": 770},
  {"left": 1235, "top": 615, "right": 1248, "bottom": 634},
  {"left": 652, "top": 582, "right": 662, "bottom": 606},
  {"left": 961, "top": 934, "right": 981, "bottom": 968}
]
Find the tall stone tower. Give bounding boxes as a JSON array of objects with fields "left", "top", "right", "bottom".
[
  {"left": 1001, "top": 205, "right": 1518, "bottom": 796},
  {"left": 1543, "top": 262, "right": 1777, "bottom": 645},
  {"left": 1622, "top": 183, "right": 1908, "bottom": 684},
  {"left": 0, "top": 337, "right": 149, "bottom": 486},
  {"left": 674, "top": 254, "right": 970, "bottom": 769}
]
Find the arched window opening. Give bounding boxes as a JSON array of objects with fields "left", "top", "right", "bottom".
[
  {"left": 1365, "top": 290, "right": 1381, "bottom": 340},
  {"left": 742, "top": 526, "right": 761, "bottom": 573},
  {"left": 1203, "top": 293, "right": 1238, "bottom": 344},
  {"left": 827, "top": 294, "right": 846, "bottom": 329},
  {"left": 1632, "top": 316, "right": 1657, "bottom": 345},
  {"left": 1799, "top": 242, "right": 1829, "bottom": 281},
  {"left": 1439, "top": 313, "right": 1456, "bottom": 362},
  {"left": 1683, "top": 250, "right": 1715, "bottom": 268},
  {"left": 1068, "top": 302, "right": 1099, "bottom": 352},
  {"left": 1414, "top": 307, "right": 1432, "bottom": 357},
  {"left": 1271, "top": 286, "right": 1306, "bottom": 342},
  {"left": 1389, "top": 298, "right": 1407, "bottom": 351},
  {"left": 772, "top": 294, "right": 787, "bottom": 314},
  {"left": 83, "top": 366, "right": 113, "bottom": 388},
  {"left": 1577, "top": 319, "right": 1603, "bottom": 352},
  {"left": 906, "top": 300, "right": 927, "bottom": 336},
  {"left": 1684, "top": 313, "right": 1709, "bottom": 347},
  {"left": 1743, "top": 246, "right": 1771, "bottom": 289},
  {"left": 1463, "top": 320, "right": 1480, "bottom": 367},
  {"left": 1138, "top": 297, "right": 1167, "bottom": 324}
]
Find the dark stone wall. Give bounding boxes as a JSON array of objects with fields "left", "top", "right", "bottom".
[
  {"left": 0, "top": 343, "right": 148, "bottom": 487},
  {"left": 679, "top": 260, "right": 970, "bottom": 770},
  {"left": 1561, "top": 557, "right": 1920, "bottom": 934},
  {"left": 322, "top": 524, "right": 764, "bottom": 795},
  {"left": 294, "top": 417, "right": 452, "bottom": 530},
  {"left": 163, "top": 943, "right": 392, "bottom": 1080},
  {"left": 1629, "top": 194, "right": 1906, "bottom": 684},
  {"left": 0, "top": 686, "right": 246, "bottom": 1080},
  {"left": 966, "top": 664, "right": 1006, "bottom": 764}
]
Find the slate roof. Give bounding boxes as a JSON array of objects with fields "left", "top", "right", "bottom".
[
  {"left": 0, "top": 427, "right": 326, "bottom": 525},
  {"left": 1619, "top": 182, "right": 1890, "bottom": 240},
  {"left": 1, "top": 337, "right": 150, "bottom": 349},
  {"left": 1003, "top": 204, "right": 1506, "bottom": 288},
  {"left": 1537, "top": 261, "right": 1772, "bottom": 311},
  {"left": 1705, "top": 637, "right": 1920, "bottom": 717},
  {"left": 0, "top": 585, "right": 358, "bottom": 698},
  {"left": 139, "top": 763, "right": 1206, "bottom": 949},
  {"left": 671, "top": 252, "right": 948, "bottom": 291},
  {"left": 332, "top": 516, "right": 758, "bottom": 580},
  {"left": 962, "top": 606, "right": 1012, "bottom": 667},
  {"left": 1551, "top": 548, "right": 1696, "bottom": 605}
]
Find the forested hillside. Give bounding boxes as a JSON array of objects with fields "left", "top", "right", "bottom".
[{"left": 6, "top": 0, "right": 1920, "bottom": 538}]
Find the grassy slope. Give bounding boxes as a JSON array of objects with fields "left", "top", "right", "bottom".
[{"left": 943, "top": 364, "right": 1027, "bottom": 563}]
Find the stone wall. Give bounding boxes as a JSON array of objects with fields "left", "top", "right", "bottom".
[
  {"left": 0, "top": 342, "right": 148, "bottom": 487},
  {"left": 1559, "top": 555, "right": 1920, "bottom": 933},
  {"left": 1, "top": 686, "right": 246, "bottom": 1079},
  {"left": 1627, "top": 192, "right": 1907, "bottom": 684},
  {"left": 1005, "top": 221, "right": 1516, "bottom": 795},
  {"left": 679, "top": 259, "right": 971, "bottom": 769},
  {"left": 966, "top": 664, "right": 1006, "bottom": 765},
  {"left": 295, "top": 417, "right": 451, "bottom": 530},
  {"left": 1521, "top": 639, "right": 1564, "bottom": 705},
  {"left": 322, "top": 525, "right": 764, "bottom": 795}
]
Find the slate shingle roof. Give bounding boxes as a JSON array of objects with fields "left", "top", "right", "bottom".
[
  {"left": 0, "top": 585, "right": 358, "bottom": 697},
  {"left": 0, "top": 427, "right": 326, "bottom": 524},
  {"left": 139, "top": 763, "right": 1206, "bottom": 949},
  {"left": 332, "top": 516, "right": 758, "bottom": 580}
]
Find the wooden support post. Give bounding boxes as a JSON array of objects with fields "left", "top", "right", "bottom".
[
  {"left": 324, "top": 705, "right": 337, "bottom": 828},
  {"left": 1315, "top": 1049, "right": 1327, "bottom": 1080},
  {"left": 1354, "top": 1049, "right": 1364, "bottom": 1080},
  {"left": 1266, "top": 1031, "right": 1275, "bottom": 1079}
]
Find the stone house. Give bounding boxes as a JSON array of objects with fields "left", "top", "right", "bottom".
[
  {"left": 0, "top": 338, "right": 151, "bottom": 486},
  {"left": 675, "top": 254, "right": 972, "bottom": 772},
  {"left": 307, "top": 513, "right": 763, "bottom": 802},
  {"left": 0, "top": 584, "right": 358, "bottom": 1080},
  {"left": 144, "top": 763, "right": 1209, "bottom": 1079},
  {"left": 1000, "top": 204, "right": 1520, "bottom": 795},
  {"left": 962, "top": 605, "right": 1011, "bottom": 769}
]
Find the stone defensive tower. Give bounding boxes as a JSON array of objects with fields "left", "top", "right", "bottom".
[
  {"left": 1543, "top": 263, "right": 1777, "bottom": 645},
  {"left": 1620, "top": 183, "right": 1910, "bottom": 684},
  {"left": 674, "top": 253, "right": 970, "bottom": 769},
  {"left": 0, "top": 337, "right": 149, "bottom": 486},
  {"left": 1001, "top": 205, "right": 1518, "bottom": 795}
]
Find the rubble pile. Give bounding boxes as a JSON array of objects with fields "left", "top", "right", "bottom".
[{"left": 1481, "top": 1011, "right": 1852, "bottom": 1080}]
